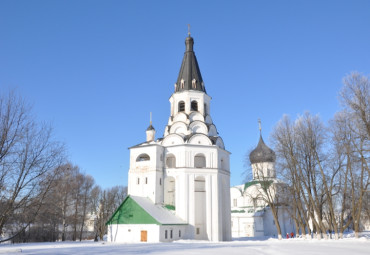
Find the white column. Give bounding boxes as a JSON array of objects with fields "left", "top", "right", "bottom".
[
  {"left": 206, "top": 174, "right": 213, "bottom": 240},
  {"left": 211, "top": 174, "right": 219, "bottom": 241}
]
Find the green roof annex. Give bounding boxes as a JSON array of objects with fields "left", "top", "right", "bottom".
[{"left": 106, "top": 195, "right": 187, "bottom": 226}]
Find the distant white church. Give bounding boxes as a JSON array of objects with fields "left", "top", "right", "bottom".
[
  {"left": 107, "top": 34, "right": 231, "bottom": 242},
  {"left": 230, "top": 128, "right": 294, "bottom": 238}
]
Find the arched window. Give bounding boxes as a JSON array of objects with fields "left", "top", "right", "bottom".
[
  {"left": 178, "top": 101, "right": 185, "bottom": 112},
  {"left": 136, "top": 154, "right": 150, "bottom": 162},
  {"left": 166, "top": 154, "right": 176, "bottom": 168},
  {"left": 204, "top": 103, "right": 207, "bottom": 115},
  {"left": 191, "top": 101, "right": 198, "bottom": 111},
  {"left": 194, "top": 154, "right": 206, "bottom": 168}
]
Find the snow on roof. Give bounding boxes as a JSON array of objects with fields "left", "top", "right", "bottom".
[{"left": 130, "top": 196, "right": 187, "bottom": 225}]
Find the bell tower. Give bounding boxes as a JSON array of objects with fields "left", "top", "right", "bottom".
[{"left": 161, "top": 33, "right": 231, "bottom": 241}]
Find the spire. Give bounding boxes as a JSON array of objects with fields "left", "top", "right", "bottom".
[
  {"left": 146, "top": 112, "right": 155, "bottom": 142},
  {"left": 146, "top": 112, "right": 155, "bottom": 131},
  {"left": 258, "top": 118, "right": 262, "bottom": 136},
  {"left": 175, "top": 30, "right": 206, "bottom": 93}
]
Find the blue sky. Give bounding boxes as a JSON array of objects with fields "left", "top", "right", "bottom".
[{"left": 1, "top": 0, "right": 369, "bottom": 188}]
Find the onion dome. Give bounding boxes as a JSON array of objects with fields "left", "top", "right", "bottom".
[{"left": 249, "top": 135, "right": 276, "bottom": 164}]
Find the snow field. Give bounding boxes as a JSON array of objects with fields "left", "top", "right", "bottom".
[{"left": 0, "top": 237, "right": 369, "bottom": 255}]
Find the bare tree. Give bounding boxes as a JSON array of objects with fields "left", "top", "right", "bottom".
[
  {"left": 78, "top": 174, "right": 95, "bottom": 241},
  {"left": 336, "top": 72, "right": 370, "bottom": 238},
  {"left": 0, "top": 91, "right": 65, "bottom": 242},
  {"left": 272, "top": 113, "right": 335, "bottom": 239},
  {"left": 340, "top": 72, "right": 370, "bottom": 140},
  {"left": 91, "top": 185, "right": 127, "bottom": 241}
]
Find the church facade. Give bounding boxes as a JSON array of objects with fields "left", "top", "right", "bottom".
[
  {"left": 230, "top": 132, "right": 294, "bottom": 238},
  {"left": 107, "top": 34, "right": 231, "bottom": 242}
]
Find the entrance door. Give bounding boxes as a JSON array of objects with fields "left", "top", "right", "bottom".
[{"left": 141, "top": 230, "right": 147, "bottom": 242}]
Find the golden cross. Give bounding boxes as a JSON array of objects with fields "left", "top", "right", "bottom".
[{"left": 258, "top": 119, "right": 262, "bottom": 133}]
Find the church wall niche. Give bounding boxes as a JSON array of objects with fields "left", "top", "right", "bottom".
[
  {"left": 194, "top": 153, "right": 206, "bottom": 168},
  {"left": 194, "top": 176, "right": 207, "bottom": 240},
  {"left": 166, "top": 154, "right": 176, "bottom": 168},
  {"left": 164, "top": 176, "right": 176, "bottom": 207}
]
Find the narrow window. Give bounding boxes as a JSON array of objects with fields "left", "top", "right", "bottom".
[
  {"left": 165, "top": 230, "right": 168, "bottom": 239},
  {"left": 191, "top": 101, "right": 198, "bottom": 111},
  {"left": 179, "top": 230, "right": 181, "bottom": 237},
  {"left": 233, "top": 199, "right": 237, "bottom": 207},
  {"left": 204, "top": 103, "right": 207, "bottom": 115},
  {"left": 137, "top": 178, "right": 140, "bottom": 185},
  {"left": 160, "top": 178, "right": 162, "bottom": 185},
  {"left": 145, "top": 177, "right": 148, "bottom": 184},
  {"left": 178, "top": 101, "right": 185, "bottom": 112},
  {"left": 196, "top": 228, "right": 200, "bottom": 235},
  {"left": 170, "top": 230, "right": 173, "bottom": 239}
]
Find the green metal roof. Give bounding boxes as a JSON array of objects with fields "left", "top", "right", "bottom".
[
  {"left": 106, "top": 196, "right": 160, "bottom": 225},
  {"left": 244, "top": 180, "right": 273, "bottom": 191}
]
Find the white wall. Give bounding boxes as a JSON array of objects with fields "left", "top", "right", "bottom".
[
  {"left": 107, "top": 224, "right": 189, "bottom": 243},
  {"left": 169, "top": 90, "right": 211, "bottom": 117},
  {"left": 251, "top": 162, "right": 276, "bottom": 179},
  {"left": 108, "top": 224, "right": 160, "bottom": 243},
  {"left": 128, "top": 145, "right": 164, "bottom": 204}
]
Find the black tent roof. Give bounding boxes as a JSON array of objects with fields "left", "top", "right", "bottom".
[{"left": 175, "top": 36, "right": 206, "bottom": 93}]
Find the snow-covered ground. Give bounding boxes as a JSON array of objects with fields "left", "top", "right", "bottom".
[{"left": 1, "top": 236, "right": 369, "bottom": 255}]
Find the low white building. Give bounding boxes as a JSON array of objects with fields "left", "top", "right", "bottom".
[
  {"left": 107, "top": 33, "right": 231, "bottom": 243},
  {"left": 230, "top": 130, "right": 294, "bottom": 238}
]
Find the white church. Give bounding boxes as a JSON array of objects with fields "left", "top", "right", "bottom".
[
  {"left": 230, "top": 128, "right": 295, "bottom": 238},
  {"left": 107, "top": 33, "right": 231, "bottom": 242}
]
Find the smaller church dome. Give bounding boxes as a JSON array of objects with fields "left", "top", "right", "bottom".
[
  {"left": 146, "top": 124, "right": 155, "bottom": 131},
  {"left": 249, "top": 135, "right": 276, "bottom": 164}
]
